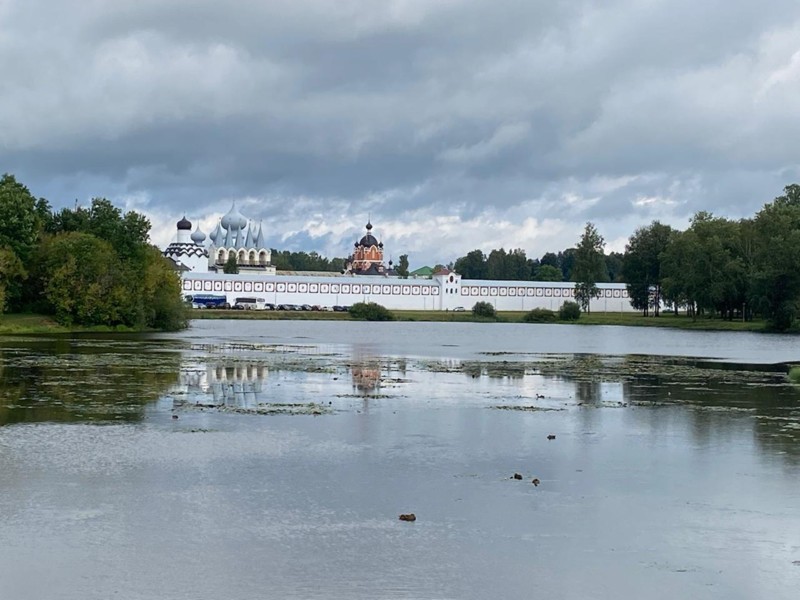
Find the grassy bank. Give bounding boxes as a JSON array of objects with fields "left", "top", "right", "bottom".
[
  {"left": 1, "top": 309, "right": 774, "bottom": 334},
  {"left": 0, "top": 313, "right": 159, "bottom": 335},
  {"left": 188, "top": 308, "right": 771, "bottom": 331},
  {"left": 0, "top": 313, "right": 70, "bottom": 334}
]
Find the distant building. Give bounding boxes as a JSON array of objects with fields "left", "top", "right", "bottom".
[
  {"left": 410, "top": 266, "right": 434, "bottom": 278},
  {"left": 344, "top": 220, "right": 395, "bottom": 276},
  {"left": 163, "top": 203, "right": 276, "bottom": 276},
  {"left": 165, "top": 209, "right": 637, "bottom": 312}
]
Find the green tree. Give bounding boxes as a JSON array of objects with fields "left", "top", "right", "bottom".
[
  {"left": 0, "top": 248, "right": 26, "bottom": 313},
  {"left": 573, "top": 222, "right": 605, "bottom": 313},
  {"left": 0, "top": 174, "right": 39, "bottom": 264},
  {"left": 223, "top": 254, "right": 239, "bottom": 274},
  {"left": 622, "top": 221, "right": 673, "bottom": 316},
  {"left": 454, "top": 249, "right": 487, "bottom": 279},
  {"left": 35, "top": 233, "right": 123, "bottom": 326},
  {"left": 486, "top": 248, "right": 508, "bottom": 280},
  {"left": 395, "top": 254, "right": 409, "bottom": 278},
  {"left": 534, "top": 264, "right": 562, "bottom": 281},
  {"left": 661, "top": 213, "right": 747, "bottom": 321},
  {"left": 750, "top": 184, "right": 800, "bottom": 330},
  {"left": 472, "top": 301, "right": 496, "bottom": 318},
  {"left": 48, "top": 198, "right": 151, "bottom": 262},
  {"left": 604, "top": 251, "right": 624, "bottom": 283}
]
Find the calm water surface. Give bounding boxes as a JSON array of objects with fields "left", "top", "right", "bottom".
[{"left": 1, "top": 321, "right": 799, "bottom": 600}]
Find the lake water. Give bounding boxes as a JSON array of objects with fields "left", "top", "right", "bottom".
[{"left": 1, "top": 321, "right": 799, "bottom": 599}]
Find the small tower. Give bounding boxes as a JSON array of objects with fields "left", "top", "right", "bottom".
[
  {"left": 163, "top": 216, "right": 210, "bottom": 273},
  {"left": 346, "top": 220, "right": 388, "bottom": 275}
]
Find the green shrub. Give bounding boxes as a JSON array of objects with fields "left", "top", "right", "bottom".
[
  {"left": 348, "top": 302, "right": 395, "bottom": 321},
  {"left": 523, "top": 308, "right": 557, "bottom": 323},
  {"left": 472, "top": 301, "right": 496, "bottom": 318},
  {"left": 558, "top": 301, "right": 581, "bottom": 321},
  {"left": 789, "top": 366, "right": 800, "bottom": 384}
]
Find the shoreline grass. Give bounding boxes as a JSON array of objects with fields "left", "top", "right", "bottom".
[
  {"left": 0, "top": 309, "right": 779, "bottom": 335},
  {"left": 187, "top": 308, "right": 772, "bottom": 332}
]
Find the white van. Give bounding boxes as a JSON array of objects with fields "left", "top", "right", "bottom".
[{"left": 233, "top": 297, "right": 267, "bottom": 310}]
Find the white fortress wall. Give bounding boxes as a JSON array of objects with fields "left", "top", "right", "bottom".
[{"left": 181, "top": 272, "right": 637, "bottom": 312}]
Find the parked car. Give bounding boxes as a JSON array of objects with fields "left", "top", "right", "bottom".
[
  {"left": 332, "top": 305, "right": 346, "bottom": 312},
  {"left": 452, "top": 306, "right": 466, "bottom": 312}
]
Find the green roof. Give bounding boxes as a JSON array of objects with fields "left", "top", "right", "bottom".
[{"left": 410, "top": 266, "right": 434, "bottom": 276}]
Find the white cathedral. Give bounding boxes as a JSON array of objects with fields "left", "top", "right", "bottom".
[{"left": 163, "top": 202, "right": 276, "bottom": 276}]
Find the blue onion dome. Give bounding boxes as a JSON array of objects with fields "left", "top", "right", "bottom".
[
  {"left": 177, "top": 216, "right": 192, "bottom": 230},
  {"left": 359, "top": 221, "right": 378, "bottom": 246},
  {"left": 221, "top": 202, "right": 247, "bottom": 230},
  {"left": 209, "top": 220, "right": 222, "bottom": 243},
  {"left": 191, "top": 225, "right": 206, "bottom": 244},
  {"left": 359, "top": 233, "right": 378, "bottom": 246}
]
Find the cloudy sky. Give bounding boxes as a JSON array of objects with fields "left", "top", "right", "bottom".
[{"left": 2, "top": 0, "right": 799, "bottom": 267}]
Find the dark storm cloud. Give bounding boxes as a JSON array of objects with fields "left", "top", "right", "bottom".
[{"left": 2, "top": 0, "right": 800, "bottom": 264}]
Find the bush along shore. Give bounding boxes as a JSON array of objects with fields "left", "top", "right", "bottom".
[{"left": 179, "top": 302, "right": 771, "bottom": 332}]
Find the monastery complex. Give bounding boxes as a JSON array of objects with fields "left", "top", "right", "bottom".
[{"left": 164, "top": 203, "right": 635, "bottom": 312}]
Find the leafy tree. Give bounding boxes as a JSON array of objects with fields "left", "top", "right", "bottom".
[
  {"left": 604, "top": 251, "right": 624, "bottom": 283},
  {"left": 660, "top": 213, "right": 747, "bottom": 321},
  {"left": 506, "top": 249, "right": 531, "bottom": 280},
  {"left": 558, "top": 301, "right": 581, "bottom": 321},
  {"left": 454, "top": 249, "right": 487, "bottom": 279},
  {"left": 396, "top": 254, "right": 409, "bottom": 278},
  {"left": 622, "top": 221, "right": 673, "bottom": 316},
  {"left": 535, "top": 264, "right": 562, "bottom": 281},
  {"left": 558, "top": 248, "right": 577, "bottom": 281},
  {"left": 573, "top": 222, "right": 605, "bottom": 313},
  {"left": 48, "top": 198, "right": 150, "bottom": 262},
  {"left": 0, "top": 248, "right": 26, "bottom": 313},
  {"left": 0, "top": 174, "right": 39, "bottom": 264},
  {"left": 486, "top": 248, "right": 508, "bottom": 280},
  {"left": 223, "top": 254, "right": 239, "bottom": 274},
  {"left": 750, "top": 184, "right": 800, "bottom": 330},
  {"left": 540, "top": 252, "right": 559, "bottom": 268},
  {"left": 270, "top": 249, "right": 348, "bottom": 271},
  {"left": 348, "top": 302, "right": 395, "bottom": 321},
  {"left": 523, "top": 308, "right": 557, "bottom": 323},
  {"left": 472, "top": 301, "right": 496, "bottom": 318},
  {"left": 35, "top": 233, "right": 123, "bottom": 326}
]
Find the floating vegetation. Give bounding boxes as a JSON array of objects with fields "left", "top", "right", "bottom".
[
  {"left": 492, "top": 405, "right": 565, "bottom": 412},
  {"left": 182, "top": 402, "right": 332, "bottom": 416}
]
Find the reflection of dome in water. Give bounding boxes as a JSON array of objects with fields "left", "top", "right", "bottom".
[{"left": 352, "top": 365, "right": 380, "bottom": 392}]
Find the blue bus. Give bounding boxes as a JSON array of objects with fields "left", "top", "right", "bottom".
[{"left": 184, "top": 294, "right": 229, "bottom": 309}]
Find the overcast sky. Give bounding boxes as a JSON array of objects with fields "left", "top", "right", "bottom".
[{"left": 2, "top": 0, "right": 799, "bottom": 267}]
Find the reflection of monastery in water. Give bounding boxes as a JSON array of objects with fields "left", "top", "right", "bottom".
[
  {"left": 164, "top": 205, "right": 638, "bottom": 312},
  {"left": 179, "top": 362, "right": 269, "bottom": 409},
  {"left": 351, "top": 364, "right": 381, "bottom": 393}
]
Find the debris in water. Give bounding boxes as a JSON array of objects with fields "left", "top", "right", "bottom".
[
  {"left": 547, "top": 434, "right": 556, "bottom": 440},
  {"left": 532, "top": 478, "right": 540, "bottom": 486},
  {"left": 512, "top": 473, "right": 523, "bottom": 480},
  {"left": 399, "top": 513, "right": 416, "bottom": 522}
]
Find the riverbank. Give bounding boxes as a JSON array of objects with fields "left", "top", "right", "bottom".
[
  {"left": 189, "top": 308, "right": 771, "bottom": 332},
  {"left": 0, "top": 310, "right": 775, "bottom": 334},
  {"left": 0, "top": 314, "right": 158, "bottom": 335}
]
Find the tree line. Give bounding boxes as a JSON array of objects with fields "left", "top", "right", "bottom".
[
  {"left": 0, "top": 174, "right": 186, "bottom": 330},
  {"left": 453, "top": 184, "right": 800, "bottom": 330},
  {"left": 453, "top": 246, "right": 624, "bottom": 283},
  {"left": 621, "top": 184, "right": 800, "bottom": 330}
]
